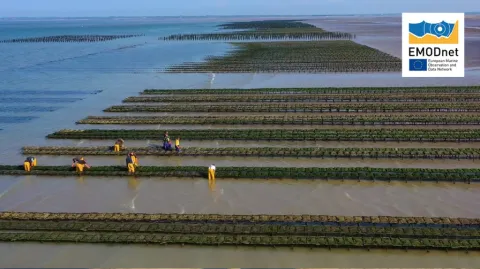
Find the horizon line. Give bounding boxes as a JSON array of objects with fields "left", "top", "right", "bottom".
[
  {"left": 0, "top": 14, "right": 399, "bottom": 18},
  {"left": 0, "top": 12, "right": 476, "bottom": 19},
  {"left": 1, "top": 12, "right": 478, "bottom": 19}
]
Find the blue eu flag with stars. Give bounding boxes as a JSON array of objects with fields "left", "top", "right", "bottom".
[{"left": 409, "top": 59, "right": 427, "bottom": 71}]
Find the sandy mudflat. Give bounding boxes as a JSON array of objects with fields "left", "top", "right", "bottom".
[{"left": 306, "top": 16, "right": 480, "bottom": 68}]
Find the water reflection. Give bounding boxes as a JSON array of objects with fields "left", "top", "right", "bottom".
[
  {"left": 209, "top": 178, "right": 216, "bottom": 192},
  {"left": 128, "top": 176, "right": 140, "bottom": 190},
  {"left": 76, "top": 176, "right": 85, "bottom": 185}
]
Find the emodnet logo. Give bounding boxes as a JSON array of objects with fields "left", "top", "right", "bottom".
[
  {"left": 402, "top": 13, "right": 464, "bottom": 77},
  {"left": 409, "top": 20, "right": 459, "bottom": 44}
]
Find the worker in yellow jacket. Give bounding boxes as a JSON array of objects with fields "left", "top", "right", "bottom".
[
  {"left": 208, "top": 164, "right": 216, "bottom": 181},
  {"left": 126, "top": 152, "right": 139, "bottom": 173},
  {"left": 175, "top": 137, "right": 181, "bottom": 153},
  {"left": 131, "top": 152, "right": 139, "bottom": 165},
  {"left": 72, "top": 157, "right": 91, "bottom": 173},
  {"left": 208, "top": 164, "right": 216, "bottom": 190},
  {"left": 113, "top": 138, "right": 125, "bottom": 152},
  {"left": 23, "top": 156, "right": 36, "bottom": 172}
]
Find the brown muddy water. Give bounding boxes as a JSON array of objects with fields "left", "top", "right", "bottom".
[
  {"left": 0, "top": 177, "right": 479, "bottom": 266},
  {"left": 0, "top": 176, "right": 478, "bottom": 217},
  {"left": 0, "top": 243, "right": 478, "bottom": 267},
  {"left": 2, "top": 16, "right": 480, "bottom": 266}
]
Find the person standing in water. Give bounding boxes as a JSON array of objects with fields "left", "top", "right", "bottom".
[
  {"left": 113, "top": 138, "right": 125, "bottom": 152},
  {"left": 126, "top": 152, "right": 138, "bottom": 173},
  {"left": 175, "top": 137, "right": 181, "bottom": 153},
  {"left": 23, "top": 156, "right": 36, "bottom": 172},
  {"left": 72, "top": 157, "right": 90, "bottom": 174},
  {"left": 208, "top": 164, "right": 216, "bottom": 190},
  {"left": 208, "top": 164, "right": 216, "bottom": 180},
  {"left": 163, "top": 131, "right": 171, "bottom": 150}
]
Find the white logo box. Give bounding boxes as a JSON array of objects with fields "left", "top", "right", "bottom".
[{"left": 402, "top": 13, "right": 464, "bottom": 77}]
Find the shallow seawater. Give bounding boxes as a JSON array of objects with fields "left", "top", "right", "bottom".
[
  {"left": 0, "top": 242, "right": 477, "bottom": 267},
  {"left": 0, "top": 242, "right": 479, "bottom": 267},
  {"left": 1, "top": 16, "right": 480, "bottom": 266},
  {"left": 0, "top": 176, "right": 479, "bottom": 266},
  {"left": 0, "top": 18, "right": 231, "bottom": 132},
  {"left": 0, "top": 176, "right": 478, "bottom": 217}
]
